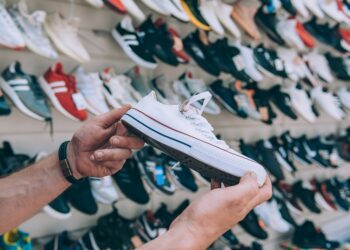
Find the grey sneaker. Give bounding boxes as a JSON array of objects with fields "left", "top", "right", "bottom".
[
  {"left": 125, "top": 66, "right": 152, "bottom": 97},
  {"left": 0, "top": 61, "right": 51, "bottom": 121},
  {"left": 8, "top": 0, "right": 57, "bottom": 59}
]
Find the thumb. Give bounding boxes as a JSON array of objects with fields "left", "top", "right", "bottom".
[{"left": 95, "top": 105, "right": 132, "bottom": 128}]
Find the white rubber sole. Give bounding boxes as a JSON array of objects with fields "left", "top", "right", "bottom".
[
  {"left": 0, "top": 77, "right": 45, "bottom": 121},
  {"left": 91, "top": 189, "right": 117, "bottom": 205},
  {"left": 38, "top": 76, "right": 80, "bottom": 122},
  {"left": 43, "top": 205, "right": 72, "bottom": 220},
  {"left": 275, "top": 152, "right": 294, "bottom": 173},
  {"left": 122, "top": 108, "right": 267, "bottom": 187},
  {"left": 24, "top": 36, "right": 58, "bottom": 59},
  {"left": 315, "top": 193, "right": 336, "bottom": 212},
  {"left": 111, "top": 29, "right": 157, "bottom": 69}
]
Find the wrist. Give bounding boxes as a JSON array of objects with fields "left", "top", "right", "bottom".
[{"left": 66, "top": 142, "right": 83, "bottom": 180}]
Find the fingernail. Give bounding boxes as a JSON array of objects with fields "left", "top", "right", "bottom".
[
  {"left": 249, "top": 172, "right": 257, "bottom": 180},
  {"left": 90, "top": 155, "right": 95, "bottom": 161},
  {"left": 112, "top": 137, "right": 120, "bottom": 145},
  {"left": 95, "top": 151, "right": 103, "bottom": 160}
]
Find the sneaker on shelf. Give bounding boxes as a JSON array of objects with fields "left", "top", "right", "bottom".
[
  {"left": 239, "top": 211, "right": 268, "bottom": 240},
  {"left": 337, "top": 86, "right": 350, "bottom": 109},
  {"left": 166, "top": 159, "right": 198, "bottom": 193},
  {"left": 150, "top": 74, "right": 180, "bottom": 104},
  {"left": 215, "top": 2, "right": 241, "bottom": 39},
  {"left": 85, "top": 0, "right": 104, "bottom": 8},
  {"left": 303, "top": 0, "right": 324, "bottom": 18},
  {"left": 122, "top": 91, "right": 267, "bottom": 186},
  {"left": 276, "top": 18, "right": 306, "bottom": 51},
  {"left": 254, "top": 199, "right": 291, "bottom": 233},
  {"left": 113, "top": 157, "right": 149, "bottom": 204},
  {"left": 199, "top": 0, "right": 224, "bottom": 35},
  {"left": 1, "top": 61, "right": 51, "bottom": 121},
  {"left": 310, "top": 178, "right": 337, "bottom": 212},
  {"left": 125, "top": 66, "right": 152, "bottom": 97},
  {"left": 231, "top": 0, "right": 261, "bottom": 41},
  {"left": 325, "top": 52, "right": 350, "bottom": 81},
  {"left": 235, "top": 43, "right": 263, "bottom": 82},
  {"left": 139, "top": 16, "right": 179, "bottom": 66},
  {"left": 45, "top": 231, "right": 83, "bottom": 250},
  {"left": 326, "top": 178, "right": 350, "bottom": 211},
  {"left": 233, "top": 81, "right": 261, "bottom": 121},
  {"left": 0, "top": 229, "right": 32, "bottom": 250},
  {"left": 39, "top": 63, "right": 88, "bottom": 121},
  {"left": 75, "top": 67, "right": 109, "bottom": 116},
  {"left": 103, "top": 0, "right": 127, "bottom": 13},
  {"left": 0, "top": 89, "right": 11, "bottom": 116},
  {"left": 121, "top": 0, "right": 145, "bottom": 22},
  {"left": 280, "top": 131, "right": 313, "bottom": 165},
  {"left": 269, "top": 136, "right": 297, "bottom": 174},
  {"left": 180, "top": 0, "right": 211, "bottom": 30},
  {"left": 280, "top": 0, "right": 298, "bottom": 16},
  {"left": 311, "top": 85, "right": 345, "bottom": 121},
  {"left": 239, "top": 139, "right": 259, "bottom": 162},
  {"left": 155, "top": 200, "right": 190, "bottom": 229},
  {"left": 8, "top": 1, "right": 58, "bottom": 59},
  {"left": 296, "top": 135, "right": 330, "bottom": 168},
  {"left": 90, "top": 176, "right": 118, "bottom": 205},
  {"left": 319, "top": 0, "right": 347, "bottom": 22},
  {"left": 44, "top": 13, "right": 90, "bottom": 63},
  {"left": 135, "top": 210, "right": 167, "bottom": 242},
  {"left": 65, "top": 179, "right": 98, "bottom": 215},
  {"left": 291, "top": 0, "right": 309, "bottom": 17},
  {"left": 161, "top": 0, "right": 189, "bottom": 22},
  {"left": 135, "top": 146, "right": 176, "bottom": 195},
  {"left": 112, "top": 16, "right": 157, "bottom": 69},
  {"left": 305, "top": 52, "right": 334, "bottom": 83},
  {"left": 274, "top": 181, "right": 304, "bottom": 215},
  {"left": 292, "top": 180, "right": 321, "bottom": 213},
  {"left": 274, "top": 195, "right": 297, "bottom": 227},
  {"left": 173, "top": 72, "right": 221, "bottom": 115},
  {"left": 140, "top": 0, "right": 170, "bottom": 16},
  {"left": 268, "top": 85, "right": 297, "bottom": 120},
  {"left": 0, "top": 1, "right": 25, "bottom": 49},
  {"left": 101, "top": 67, "right": 140, "bottom": 107},
  {"left": 219, "top": 230, "right": 240, "bottom": 248},
  {"left": 43, "top": 194, "right": 71, "bottom": 220},
  {"left": 164, "top": 25, "right": 189, "bottom": 64},
  {"left": 0, "top": 141, "right": 30, "bottom": 177}
]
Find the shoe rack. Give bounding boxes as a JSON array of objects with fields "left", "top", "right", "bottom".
[{"left": 1, "top": 0, "right": 350, "bottom": 249}]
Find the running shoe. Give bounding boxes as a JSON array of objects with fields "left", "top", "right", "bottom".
[
  {"left": 121, "top": 0, "right": 145, "bottom": 22},
  {"left": 293, "top": 180, "right": 321, "bottom": 213},
  {"left": 103, "top": 0, "right": 127, "bottom": 13},
  {"left": 112, "top": 16, "right": 157, "bottom": 69},
  {"left": 8, "top": 0, "right": 58, "bottom": 59},
  {"left": 235, "top": 43, "right": 263, "bottom": 82},
  {"left": 337, "top": 86, "right": 350, "bottom": 109},
  {"left": 199, "top": 0, "right": 224, "bottom": 35},
  {"left": 39, "top": 63, "right": 88, "bottom": 121},
  {"left": 125, "top": 66, "right": 152, "bottom": 97},
  {"left": 305, "top": 51, "right": 334, "bottom": 83},
  {"left": 150, "top": 74, "right": 180, "bottom": 104},
  {"left": 135, "top": 210, "right": 167, "bottom": 242},
  {"left": 268, "top": 85, "right": 297, "bottom": 120},
  {"left": 140, "top": 0, "right": 170, "bottom": 16},
  {"left": 45, "top": 231, "right": 82, "bottom": 250},
  {"left": 44, "top": 13, "right": 90, "bottom": 63},
  {"left": 161, "top": 0, "right": 189, "bottom": 22},
  {"left": 303, "top": 0, "right": 324, "bottom": 18},
  {"left": 215, "top": 1, "right": 241, "bottom": 38},
  {"left": 325, "top": 52, "right": 350, "bottom": 81},
  {"left": 165, "top": 158, "right": 198, "bottom": 192},
  {"left": 239, "top": 211, "right": 268, "bottom": 240},
  {"left": 180, "top": 0, "right": 210, "bottom": 30},
  {"left": 1, "top": 61, "right": 51, "bottom": 121},
  {"left": 269, "top": 136, "right": 297, "bottom": 173},
  {"left": 0, "top": 141, "right": 30, "bottom": 177},
  {"left": 121, "top": 91, "right": 267, "bottom": 186},
  {"left": 43, "top": 194, "right": 71, "bottom": 220}
]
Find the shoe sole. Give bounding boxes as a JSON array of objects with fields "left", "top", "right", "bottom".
[
  {"left": 315, "top": 192, "right": 336, "bottom": 212},
  {"left": 42, "top": 205, "right": 71, "bottom": 220},
  {"left": 122, "top": 108, "right": 266, "bottom": 186},
  {"left": 0, "top": 77, "right": 45, "bottom": 121},
  {"left": 111, "top": 29, "right": 158, "bottom": 69},
  {"left": 38, "top": 76, "right": 80, "bottom": 121}
]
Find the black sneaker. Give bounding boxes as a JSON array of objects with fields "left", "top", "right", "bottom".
[
  {"left": 304, "top": 18, "right": 350, "bottom": 53},
  {"left": 181, "top": 0, "right": 210, "bottom": 29},
  {"left": 298, "top": 135, "right": 330, "bottom": 168},
  {"left": 209, "top": 79, "right": 248, "bottom": 118},
  {"left": 112, "top": 16, "right": 157, "bottom": 69},
  {"left": 155, "top": 199, "right": 190, "bottom": 229},
  {"left": 292, "top": 180, "right": 321, "bottom": 213},
  {"left": 0, "top": 89, "right": 10, "bottom": 115},
  {"left": 255, "top": 7, "right": 285, "bottom": 45},
  {"left": 268, "top": 85, "right": 298, "bottom": 120},
  {"left": 239, "top": 139, "right": 260, "bottom": 161},
  {"left": 280, "top": 0, "right": 298, "bottom": 16},
  {"left": 255, "top": 140, "right": 285, "bottom": 180},
  {"left": 274, "top": 181, "right": 304, "bottom": 214},
  {"left": 1, "top": 61, "right": 51, "bottom": 121},
  {"left": 239, "top": 211, "right": 268, "bottom": 240},
  {"left": 269, "top": 136, "right": 297, "bottom": 174},
  {"left": 280, "top": 131, "right": 313, "bottom": 165},
  {"left": 325, "top": 52, "right": 350, "bottom": 81},
  {"left": 219, "top": 230, "right": 240, "bottom": 247},
  {"left": 183, "top": 30, "right": 220, "bottom": 76},
  {"left": 135, "top": 147, "right": 175, "bottom": 195},
  {"left": 135, "top": 210, "right": 167, "bottom": 242},
  {"left": 45, "top": 231, "right": 82, "bottom": 250},
  {"left": 43, "top": 194, "right": 71, "bottom": 220},
  {"left": 166, "top": 159, "right": 198, "bottom": 193},
  {"left": 139, "top": 16, "right": 179, "bottom": 66},
  {"left": 326, "top": 178, "right": 350, "bottom": 211},
  {"left": 274, "top": 196, "right": 297, "bottom": 227},
  {"left": 65, "top": 179, "right": 98, "bottom": 215},
  {"left": 113, "top": 157, "right": 149, "bottom": 205},
  {"left": 0, "top": 141, "right": 29, "bottom": 177}
]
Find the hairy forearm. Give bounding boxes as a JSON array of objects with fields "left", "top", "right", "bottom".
[{"left": 0, "top": 153, "right": 70, "bottom": 233}]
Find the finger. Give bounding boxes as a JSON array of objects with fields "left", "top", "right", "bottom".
[
  {"left": 100, "top": 160, "right": 125, "bottom": 174},
  {"left": 211, "top": 179, "right": 221, "bottom": 190},
  {"left": 93, "top": 165, "right": 113, "bottom": 177},
  {"left": 90, "top": 148, "right": 132, "bottom": 162},
  {"left": 245, "top": 177, "right": 273, "bottom": 210},
  {"left": 110, "top": 135, "right": 144, "bottom": 149},
  {"left": 116, "top": 122, "right": 129, "bottom": 136},
  {"left": 95, "top": 105, "right": 132, "bottom": 129},
  {"left": 227, "top": 172, "right": 259, "bottom": 200}
]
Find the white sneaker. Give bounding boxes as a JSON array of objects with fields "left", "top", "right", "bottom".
[
  {"left": 173, "top": 72, "right": 221, "bottom": 115},
  {"left": 101, "top": 67, "right": 140, "bottom": 107},
  {"left": 255, "top": 199, "right": 291, "bottom": 233},
  {"left": 75, "top": 67, "right": 109, "bottom": 116},
  {"left": 311, "top": 85, "right": 345, "bottom": 120},
  {"left": 277, "top": 18, "right": 306, "bottom": 51},
  {"left": 304, "top": 52, "right": 333, "bottom": 83},
  {"left": 337, "top": 86, "right": 350, "bottom": 109},
  {"left": 90, "top": 176, "right": 118, "bottom": 205},
  {"left": 302, "top": 0, "right": 324, "bottom": 18},
  {"left": 0, "top": 0, "right": 25, "bottom": 49},
  {"left": 140, "top": 0, "right": 170, "bottom": 15},
  {"left": 215, "top": 2, "right": 241, "bottom": 38},
  {"left": 121, "top": 0, "right": 146, "bottom": 22},
  {"left": 151, "top": 75, "right": 181, "bottom": 104},
  {"left": 121, "top": 91, "right": 267, "bottom": 186},
  {"left": 291, "top": 0, "right": 309, "bottom": 18},
  {"left": 199, "top": 0, "right": 225, "bottom": 36},
  {"left": 319, "top": 0, "right": 348, "bottom": 23},
  {"left": 8, "top": 0, "right": 58, "bottom": 59},
  {"left": 44, "top": 13, "right": 90, "bottom": 63},
  {"left": 161, "top": 0, "right": 189, "bottom": 22},
  {"left": 282, "top": 84, "right": 317, "bottom": 123},
  {"left": 235, "top": 43, "right": 263, "bottom": 82},
  {"left": 85, "top": 0, "right": 104, "bottom": 8}
]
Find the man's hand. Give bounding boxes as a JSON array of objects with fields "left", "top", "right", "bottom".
[
  {"left": 168, "top": 173, "right": 272, "bottom": 250},
  {"left": 67, "top": 105, "right": 144, "bottom": 179}
]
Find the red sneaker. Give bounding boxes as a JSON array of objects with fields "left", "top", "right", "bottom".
[
  {"left": 103, "top": 0, "right": 127, "bottom": 13},
  {"left": 39, "top": 63, "right": 88, "bottom": 121},
  {"left": 296, "top": 21, "right": 316, "bottom": 48}
]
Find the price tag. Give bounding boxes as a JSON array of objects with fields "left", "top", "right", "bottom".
[{"left": 72, "top": 93, "right": 87, "bottom": 110}]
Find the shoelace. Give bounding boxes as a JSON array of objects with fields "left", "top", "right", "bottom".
[{"left": 179, "top": 92, "right": 233, "bottom": 152}]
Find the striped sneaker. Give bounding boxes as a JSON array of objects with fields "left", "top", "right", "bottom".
[
  {"left": 39, "top": 63, "right": 88, "bottom": 121},
  {"left": 0, "top": 61, "right": 51, "bottom": 121}
]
